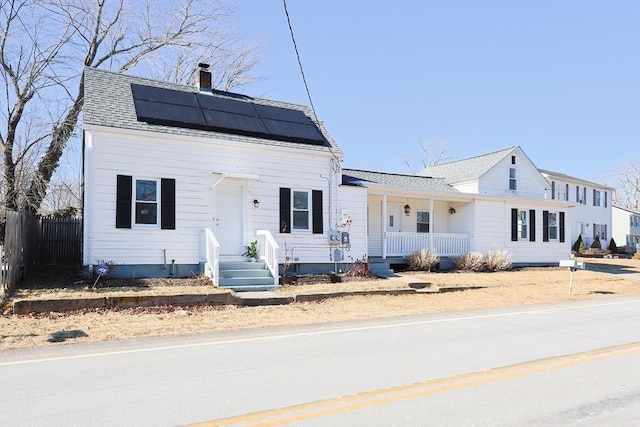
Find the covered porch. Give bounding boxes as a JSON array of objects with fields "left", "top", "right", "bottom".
[{"left": 368, "top": 193, "right": 474, "bottom": 260}]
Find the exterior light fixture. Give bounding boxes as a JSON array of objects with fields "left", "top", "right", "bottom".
[
  {"left": 253, "top": 199, "right": 260, "bottom": 208},
  {"left": 404, "top": 204, "right": 411, "bottom": 216}
]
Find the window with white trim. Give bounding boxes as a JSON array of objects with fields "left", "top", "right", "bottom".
[
  {"left": 292, "top": 190, "right": 310, "bottom": 230},
  {"left": 594, "top": 190, "right": 602, "bottom": 207},
  {"left": 417, "top": 211, "right": 430, "bottom": 233},
  {"left": 518, "top": 210, "right": 528, "bottom": 239},
  {"left": 509, "top": 168, "right": 517, "bottom": 190},
  {"left": 594, "top": 224, "right": 607, "bottom": 240},
  {"left": 548, "top": 211, "right": 558, "bottom": 240},
  {"left": 556, "top": 184, "right": 567, "bottom": 201},
  {"left": 135, "top": 179, "right": 158, "bottom": 225}
]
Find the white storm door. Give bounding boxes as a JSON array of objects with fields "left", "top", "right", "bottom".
[{"left": 214, "top": 180, "right": 244, "bottom": 255}]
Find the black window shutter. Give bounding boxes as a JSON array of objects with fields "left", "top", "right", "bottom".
[
  {"left": 279, "top": 188, "right": 291, "bottom": 233},
  {"left": 604, "top": 191, "right": 607, "bottom": 208},
  {"left": 529, "top": 209, "right": 536, "bottom": 242},
  {"left": 559, "top": 212, "right": 565, "bottom": 242},
  {"left": 160, "top": 178, "right": 176, "bottom": 230},
  {"left": 312, "top": 190, "right": 323, "bottom": 234},
  {"left": 116, "top": 175, "right": 132, "bottom": 229},
  {"left": 511, "top": 208, "right": 518, "bottom": 241},
  {"left": 543, "top": 210, "right": 549, "bottom": 242},
  {"left": 593, "top": 189, "right": 596, "bottom": 206},
  {"left": 551, "top": 181, "right": 555, "bottom": 199},
  {"left": 565, "top": 184, "right": 569, "bottom": 201},
  {"left": 576, "top": 186, "right": 579, "bottom": 202}
]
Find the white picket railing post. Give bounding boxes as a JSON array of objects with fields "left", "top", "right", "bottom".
[{"left": 256, "top": 230, "right": 280, "bottom": 286}]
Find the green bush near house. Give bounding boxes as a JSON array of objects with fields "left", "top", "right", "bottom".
[
  {"left": 607, "top": 238, "right": 618, "bottom": 253},
  {"left": 590, "top": 237, "right": 602, "bottom": 249},
  {"left": 572, "top": 235, "right": 585, "bottom": 254}
]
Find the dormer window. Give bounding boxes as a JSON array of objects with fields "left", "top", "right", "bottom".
[{"left": 509, "top": 168, "right": 517, "bottom": 190}]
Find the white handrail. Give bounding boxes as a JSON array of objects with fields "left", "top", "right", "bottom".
[
  {"left": 385, "top": 232, "right": 471, "bottom": 257},
  {"left": 256, "top": 230, "right": 279, "bottom": 286},
  {"left": 201, "top": 228, "right": 220, "bottom": 286}
]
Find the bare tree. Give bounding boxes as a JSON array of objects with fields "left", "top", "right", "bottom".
[
  {"left": 403, "top": 141, "right": 453, "bottom": 175},
  {"left": 1, "top": 0, "right": 262, "bottom": 215},
  {"left": 612, "top": 159, "right": 640, "bottom": 211}
]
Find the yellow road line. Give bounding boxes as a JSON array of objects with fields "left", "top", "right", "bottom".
[{"left": 191, "top": 342, "right": 640, "bottom": 427}]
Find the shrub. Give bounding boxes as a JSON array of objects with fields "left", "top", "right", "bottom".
[
  {"left": 607, "top": 238, "right": 618, "bottom": 253},
  {"left": 407, "top": 249, "right": 440, "bottom": 272},
  {"left": 484, "top": 250, "right": 512, "bottom": 272},
  {"left": 590, "top": 236, "right": 601, "bottom": 249},
  {"left": 572, "top": 235, "right": 584, "bottom": 253},
  {"left": 454, "top": 252, "right": 484, "bottom": 272}
]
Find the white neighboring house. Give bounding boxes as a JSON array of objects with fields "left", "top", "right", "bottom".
[
  {"left": 539, "top": 170, "right": 613, "bottom": 250},
  {"left": 612, "top": 205, "right": 640, "bottom": 253},
  {"left": 342, "top": 146, "right": 573, "bottom": 268},
  {"left": 82, "top": 67, "right": 366, "bottom": 288}
]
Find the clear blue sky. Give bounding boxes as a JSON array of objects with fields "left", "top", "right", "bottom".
[{"left": 235, "top": 0, "right": 640, "bottom": 183}]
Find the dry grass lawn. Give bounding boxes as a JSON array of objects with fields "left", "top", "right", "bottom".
[{"left": 1, "top": 258, "right": 638, "bottom": 351}]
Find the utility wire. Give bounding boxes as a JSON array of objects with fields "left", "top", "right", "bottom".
[{"left": 282, "top": 0, "right": 341, "bottom": 170}]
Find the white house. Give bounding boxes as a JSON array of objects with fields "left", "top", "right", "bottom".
[
  {"left": 539, "top": 170, "right": 613, "bottom": 249},
  {"left": 82, "top": 67, "right": 366, "bottom": 289},
  {"left": 82, "top": 68, "right": 615, "bottom": 286},
  {"left": 341, "top": 146, "right": 573, "bottom": 268},
  {"left": 612, "top": 205, "right": 640, "bottom": 253}
]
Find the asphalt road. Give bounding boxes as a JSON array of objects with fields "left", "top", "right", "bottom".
[{"left": 1, "top": 297, "right": 639, "bottom": 426}]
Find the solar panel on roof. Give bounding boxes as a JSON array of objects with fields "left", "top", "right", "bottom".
[
  {"left": 201, "top": 109, "right": 267, "bottom": 135},
  {"left": 130, "top": 83, "right": 329, "bottom": 147},
  {"left": 262, "top": 119, "right": 325, "bottom": 144},
  {"left": 254, "top": 104, "right": 309, "bottom": 123},
  {"left": 133, "top": 99, "right": 206, "bottom": 128},
  {"left": 197, "top": 94, "right": 258, "bottom": 116},
  {"left": 131, "top": 84, "right": 199, "bottom": 108}
]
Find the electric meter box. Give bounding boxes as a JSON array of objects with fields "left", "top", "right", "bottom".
[{"left": 341, "top": 210, "right": 352, "bottom": 226}]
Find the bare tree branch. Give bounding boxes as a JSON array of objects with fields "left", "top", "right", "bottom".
[
  {"left": 404, "top": 141, "right": 453, "bottom": 175},
  {"left": 1, "top": 0, "right": 262, "bottom": 214}
]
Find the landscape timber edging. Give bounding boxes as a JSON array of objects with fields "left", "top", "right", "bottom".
[{"left": 11, "top": 286, "right": 451, "bottom": 314}]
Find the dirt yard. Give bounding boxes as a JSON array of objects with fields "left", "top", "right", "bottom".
[{"left": 1, "top": 258, "right": 638, "bottom": 351}]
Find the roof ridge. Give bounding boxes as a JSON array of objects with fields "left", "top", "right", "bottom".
[{"left": 423, "top": 146, "right": 516, "bottom": 168}]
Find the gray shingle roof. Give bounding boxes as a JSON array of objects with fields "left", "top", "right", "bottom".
[
  {"left": 539, "top": 169, "right": 614, "bottom": 190},
  {"left": 420, "top": 146, "right": 516, "bottom": 184},
  {"left": 342, "top": 168, "right": 459, "bottom": 193},
  {"left": 83, "top": 67, "right": 343, "bottom": 156}
]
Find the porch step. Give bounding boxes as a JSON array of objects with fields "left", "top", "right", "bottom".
[{"left": 218, "top": 261, "right": 278, "bottom": 291}]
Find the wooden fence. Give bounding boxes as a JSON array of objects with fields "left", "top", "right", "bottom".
[{"left": 1, "top": 211, "right": 81, "bottom": 299}]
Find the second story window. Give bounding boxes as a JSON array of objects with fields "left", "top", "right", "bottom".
[{"left": 509, "top": 168, "right": 517, "bottom": 190}]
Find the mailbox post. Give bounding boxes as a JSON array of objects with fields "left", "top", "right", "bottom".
[{"left": 559, "top": 259, "right": 586, "bottom": 295}]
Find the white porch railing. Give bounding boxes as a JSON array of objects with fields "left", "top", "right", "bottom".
[
  {"left": 385, "top": 232, "right": 472, "bottom": 257},
  {"left": 256, "top": 230, "right": 279, "bottom": 286},
  {"left": 202, "top": 228, "right": 220, "bottom": 286}
]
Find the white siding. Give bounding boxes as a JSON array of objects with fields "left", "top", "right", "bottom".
[
  {"left": 478, "top": 150, "right": 547, "bottom": 199},
  {"left": 84, "top": 127, "right": 347, "bottom": 266},
  {"left": 336, "top": 185, "right": 368, "bottom": 260},
  {"left": 474, "top": 200, "right": 571, "bottom": 264}
]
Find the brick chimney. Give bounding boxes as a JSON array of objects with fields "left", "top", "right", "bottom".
[{"left": 196, "top": 63, "right": 212, "bottom": 92}]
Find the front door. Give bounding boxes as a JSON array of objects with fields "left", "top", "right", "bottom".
[
  {"left": 387, "top": 203, "right": 404, "bottom": 232},
  {"left": 214, "top": 180, "right": 244, "bottom": 255}
]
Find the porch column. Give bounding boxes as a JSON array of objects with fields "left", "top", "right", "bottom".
[
  {"left": 382, "top": 194, "right": 387, "bottom": 259},
  {"left": 429, "top": 198, "right": 434, "bottom": 251}
]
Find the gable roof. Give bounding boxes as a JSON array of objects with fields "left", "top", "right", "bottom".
[
  {"left": 419, "top": 146, "right": 517, "bottom": 184},
  {"left": 83, "top": 67, "right": 343, "bottom": 156},
  {"left": 539, "top": 169, "right": 614, "bottom": 190},
  {"left": 342, "top": 168, "right": 459, "bottom": 193}
]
